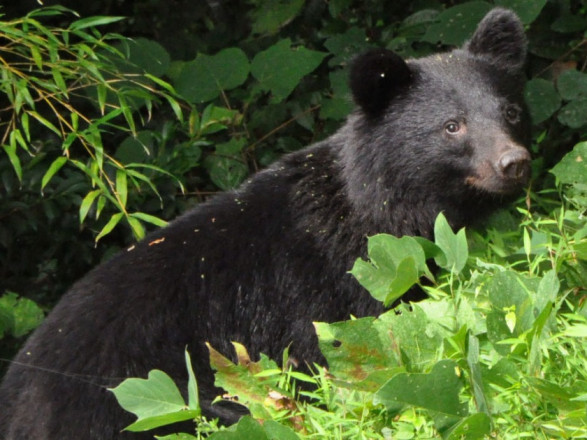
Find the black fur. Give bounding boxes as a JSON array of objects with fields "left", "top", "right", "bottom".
[
  {"left": 350, "top": 48, "right": 413, "bottom": 117},
  {"left": 0, "top": 9, "right": 531, "bottom": 439}
]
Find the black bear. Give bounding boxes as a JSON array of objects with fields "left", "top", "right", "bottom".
[{"left": 0, "top": 8, "right": 531, "bottom": 439}]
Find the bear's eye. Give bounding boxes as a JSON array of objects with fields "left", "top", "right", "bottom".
[
  {"left": 504, "top": 105, "right": 521, "bottom": 123},
  {"left": 444, "top": 121, "right": 461, "bottom": 134}
]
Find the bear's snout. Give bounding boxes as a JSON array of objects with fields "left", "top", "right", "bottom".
[{"left": 497, "top": 147, "right": 531, "bottom": 184}]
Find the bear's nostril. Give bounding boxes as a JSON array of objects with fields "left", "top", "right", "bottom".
[{"left": 499, "top": 149, "right": 531, "bottom": 181}]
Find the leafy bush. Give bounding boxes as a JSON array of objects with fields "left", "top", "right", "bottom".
[
  {"left": 111, "top": 159, "right": 587, "bottom": 437},
  {"left": 1, "top": 0, "right": 587, "bottom": 437}
]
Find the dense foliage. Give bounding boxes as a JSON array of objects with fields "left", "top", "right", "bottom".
[{"left": 1, "top": 0, "right": 586, "bottom": 438}]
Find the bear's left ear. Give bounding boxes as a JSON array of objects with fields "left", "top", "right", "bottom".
[
  {"left": 350, "top": 49, "right": 413, "bottom": 117},
  {"left": 465, "top": 8, "right": 527, "bottom": 72}
]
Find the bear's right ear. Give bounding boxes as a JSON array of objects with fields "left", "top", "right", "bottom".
[{"left": 350, "top": 49, "right": 413, "bottom": 117}]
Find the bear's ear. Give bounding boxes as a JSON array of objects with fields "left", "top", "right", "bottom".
[
  {"left": 350, "top": 49, "right": 413, "bottom": 117},
  {"left": 466, "top": 8, "right": 527, "bottom": 72}
]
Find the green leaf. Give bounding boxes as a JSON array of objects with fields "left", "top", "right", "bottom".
[
  {"left": 314, "top": 317, "right": 402, "bottom": 390},
  {"left": 184, "top": 350, "right": 200, "bottom": 413},
  {"left": 251, "top": 39, "right": 327, "bottom": 102},
  {"left": 207, "top": 342, "right": 283, "bottom": 419},
  {"left": 557, "top": 69, "right": 587, "bottom": 101},
  {"left": 27, "top": 110, "right": 61, "bottom": 136},
  {"left": 175, "top": 48, "right": 250, "bottom": 103},
  {"left": 350, "top": 234, "right": 428, "bottom": 306},
  {"left": 445, "top": 412, "right": 492, "bottom": 440},
  {"left": 551, "top": 141, "right": 587, "bottom": 186},
  {"left": 375, "top": 359, "right": 467, "bottom": 416},
  {"left": 116, "top": 169, "right": 128, "bottom": 207},
  {"left": 494, "top": 0, "right": 547, "bottom": 24},
  {"left": 524, "top": 78, "right": 561, "bottom": 125},
  {"left": 250, "top": 0, "right": 304, "bottom": 35},
  {"left": 124, "top": 38, "right": 171, "bottom": 77},
  {"left": 204, "top": 155, "right": 249, "bottom": 191},
  {"left": 69, "top": 16, "right": 126, "bottom": 31},
  {"left": 110, "top": 369, "right": 197, "bottom": 432},
  {"left": 95, "top": 212, "right": 124, "bottom": 242},
  {"left": 41, "top": 156, "right": 68, "bottom": 192},
  {"left": 79, "top": 189, "right": 102, "bottom": 223},
  {"left": 126, "top": 215, "right": 146, "bottom": 241},
  {"left": 129, "top": 212, "right": 168, "bottom": 228},
  {"left": 0, "top": 292, "right": 44, "bottom": 338},
  {"left": 558, "top": 98, "right": 587, "bottom": 128},
  {"left": 51, "top": 68, "right": 68, "bottom": 96},
  {"left": 433, "top": 213, "right": 468, "bottom": 273},
  {"left": 422, "top": 2, "right": 493, "bottom": 45},
  {"left": 466, "top": 333, "right": 489, "bottom": 415},
  {"left": 208, "top": 416, "right": 268, "bottom": 440},
  {"left": 3, "top": 142, "right": 23, "bottom": 181}
]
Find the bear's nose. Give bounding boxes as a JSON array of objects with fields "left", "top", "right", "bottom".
[{"left": 498, "top": 148, "right": 531, "bottom": 182}]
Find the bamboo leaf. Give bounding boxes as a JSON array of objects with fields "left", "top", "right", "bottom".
[
  {"left": 41, "top": 156, "right": 68, "bottom": 192},
  {"left": 126, "top": 215, "right": 145, "bottom": 240},
  {"left": 116, "top": 169, "right": 128, "bottom": 207},
  {"left": 51, "top": 69, "right": 68, "bottom": 97},
  {"left": 30, "top": 45, "right": 44, "bottom": 69},
  {"left": 95, "top": 212, "right": 124, "bottom": 242},
  {"left": 69, "top": 16, "right": 126, "bottom": 31},
  {"left": 130, "top": 212, "right": 168, "bottom": 228},
  {"left": 79, "top": 189, "right": 102, "bottom": 223},
  {"left": 97, "top": 84, "right": 107, "bottom": 115},
  {"left": 3, "top": 143, "right": 23, "bottom": 181},
  {"left": 27, "top": 110, "right": 61, "bottom": 136}
]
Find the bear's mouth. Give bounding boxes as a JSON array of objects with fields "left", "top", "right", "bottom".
[{"left": 465, "top": 165, "right": 530, "bottom": 195}]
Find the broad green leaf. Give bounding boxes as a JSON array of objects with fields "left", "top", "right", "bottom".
[
  {"left": 551, "top": 141, "right": 587, "bottom": 186},
  {"left": 350, "top": 234, "right": 428, "bottom": 305},
  {"left": 207, "top": 342, "right": 284, "bottom": 419},
  {"left": 204, "top": 155, "right": 248, "bottom": 191},
  {"left": 558, "top": 98, "right": 587, "bottom": 128},
  {"left": 126, "top": 410, "right": 198, "bottom": 432},
  {"left": 375, "top": 359, "right": 467, "bottom": 416},
  {"left": 157, "top": 434, "right": 197, "bottom": 440},
  {"left": 376, "top": 304, "right": 448, "bottom": 370},
  {"left": 324, "top": 27, "right": 372, "bottom": 66},
  {"left": 251, "top": 39, "right": 327, "bottom": 102},
  {"left": 0, "top": 292, "right": 44, "bottom": 338},
  {"left": 445, "top": 412, "right": 492, "bottom": 440},
  {"left": 494, "top": 0, "right": 547, "bottom": 24},
  {"left": 124, "top": 38, "right": 171, "bottom": 77},
  {"left": 41, "top": 156, "right": 68, "bottom": 192},
  {"left": 433, "top": 213, "right": 468, "bottom": 273},
  {"left": 175, "top": 48, "right": 250, "bottom": 103},
  {"left": 314, "top": 317, "right": 402, "bottom": 390},
  {"left": 110, "top": 369, "right": 196, "bottom": 432},
  {"left": 385, "top": 257, "right": 420, "bottom": 306},
  {"left": 422, "top": 2, "right": 493, "bottom": 45},
  {"left": 250, "top": 0, "right": 304, "bottom": 35},
  {"left": 524, "top": 78, "right": 561, "bottom": 125},
  {"left": 208, "top": 416, "right": 268, "bottom": 440},
  {"left": 557, "top": 69, "right": 587, "bottom": 100}
]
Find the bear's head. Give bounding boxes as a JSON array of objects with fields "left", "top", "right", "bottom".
[{"left": 343, "top": 8, "right": 531, "bottom": 236}]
